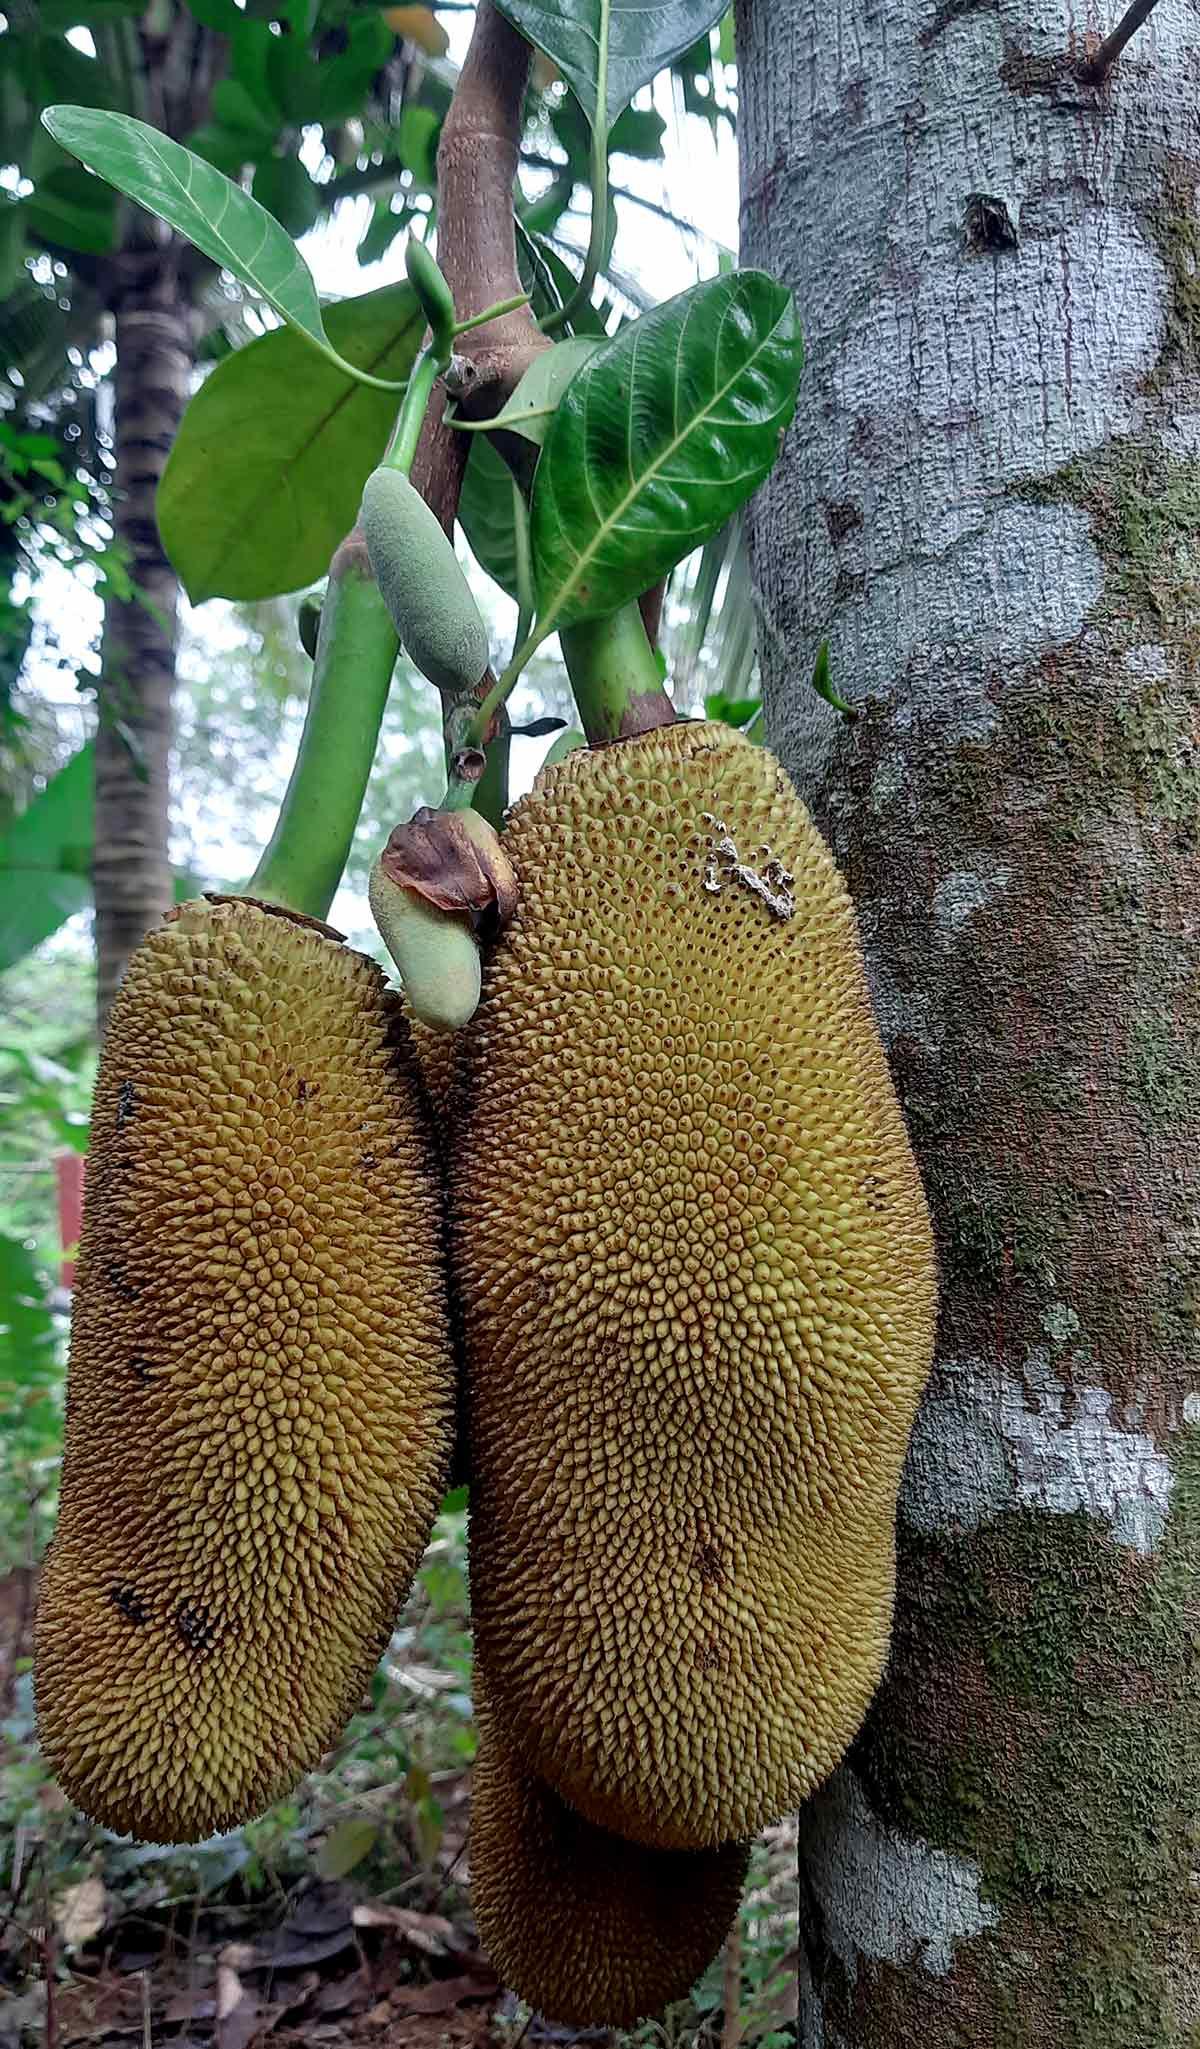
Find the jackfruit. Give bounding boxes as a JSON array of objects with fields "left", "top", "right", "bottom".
[
  {"left": 36, "top": 897, "right": 454, "bottom": 1843},
  {"left": 455, "top": 720, "right": 937, "bottom": 1849},
  {"left": 469, "top": 1676, "right": 748, "bottom": 2026},
  {"left": 360, "top": 467, "right": 490, "bottom": 695}
]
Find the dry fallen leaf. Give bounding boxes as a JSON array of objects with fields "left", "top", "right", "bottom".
[
  {"left": 382, "top": 6, "right": 449, "bottom": 57},
  {"left": 217, "top": 1944, "right": 258, "bottom": 1973},
  {"left": 389, "top": 1973, "right": 499, "bottom": 2015},
  {"left": 350, "top": 1903, "right": 460, "bottom": 1956},
  {"left": 216, "top": 1964, "right": 244, "bottom": 2022},
  {"left": 52, "top": 1877, "right": 109, "bottom": 1951}
]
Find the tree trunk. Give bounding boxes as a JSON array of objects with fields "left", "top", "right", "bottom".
[
  {"left": 94, "top": 244, "right": 190, "bottom": 1032},
  {"left": 92, "top": 9, "right": 219, "bottom": 1033},
  {"left": 735, "top": 2, "right": 1200, "bottom": 2043}
]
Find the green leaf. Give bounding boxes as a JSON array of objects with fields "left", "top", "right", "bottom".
[
  {"left": 268, "top": 13, "right": 393, "bottom": 125},
  {"left": 251, "top": 155, "right": 321, "bottom": 238},
  {"left": 453, "top": 338, "right": 598, "bottom": 447},
  {"left": 0, "top": 744, "right": 93, "bottom": 972},
  {"left": 515, "top": 222, "right": 610, "bottom": 337},
  {"left": 396, "top": 104, "right": 441, "bottom": 189},
  {"left": 0, "top": 1232, "right": 57, "bottom": 1410},
  {"left": 458, "top": 432, "right": 521, "bottom": 600},
  {"left": 542, "top": 725, "right": 586, "bottom": 765},
  {"left": 157, "top": 283, "right": 422, "bottom": 603},
  {"left": 41, "top": 107, "right": 329, "bottom": 349},
  {"left": 357, "top": 195, "right": 415, "bottom": 268},
  {"left": 185, "top": 122, "right": 255, "bottom": 180},
  {"left": 609, "top": 103, "right": 667, "bottom": 159},
  {"left": 704, "top": 690, "right": 760, "bottom": 729},
  {"left": 39, "top": 1, "right": 145, "bottom": 21},
  {"left": 210, "top": 78, "right": 277, "bottom": 152},
  {"left": 33, "top": 34, "right": 120, "bottom": 113},
  {"left": 23, "top": 165, "right": 117, "bottom": 255},
  {"left": 811, "top": 636, "right": 855, "bottom": 718},
  {"left": 316, "top": 1818, "right": 378, "bottom": 1879},
  {"left": 179, "top": 0, "right": 246, "bottom": 23},
  {"left": 530, "top": 269, "right": 802, "bottom": 632},
  {"left": 495, "top": 0, "right": 727, "bottom": 132},
  {"left": 550, "top": 93, "right": 664, "bottom": 176}
]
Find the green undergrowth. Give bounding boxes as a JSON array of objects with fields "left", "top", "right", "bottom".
[{"left": 1, "top": 1489, "right": 797, "bottom": 2045}]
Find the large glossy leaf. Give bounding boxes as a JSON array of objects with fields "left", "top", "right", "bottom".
[
  {"left": 158, "top": 284, "right": 422, "bottom": 603},
  {"left": 496, "top": 0, "right": 727, "bottom": 131},
  {"left": 41, "top": 106, "right": 329, "bottom": 349},
  {"left": 0, "top": 743, "right": 93, "bottom": 972},
  {"left": 530, "top": 269, "right": 802, "bottom": 632},
  {"left": 458, "top": 432, "right": 521, "bottom": 600}
]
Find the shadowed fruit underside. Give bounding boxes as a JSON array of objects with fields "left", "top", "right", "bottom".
[
  {"left": 468, "top": 1679, "right": 750, "bottom": 2027},
  {"left": 35, "top": 898, "right": 454, "bottom": 1843},
  {"left": 456, "top": 721, "right": 937, "bottom": 1850}
]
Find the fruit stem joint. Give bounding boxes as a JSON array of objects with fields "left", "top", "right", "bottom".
[{"left": 559, "top": 603, "right": 675, "bottom": 746}]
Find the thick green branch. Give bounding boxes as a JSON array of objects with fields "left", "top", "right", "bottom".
[
  {"left": 559, "top": 603, "right": 674, "bottom": 744},
  {"left": 249, "top": 533, "right": 397, "bottom": 919}
]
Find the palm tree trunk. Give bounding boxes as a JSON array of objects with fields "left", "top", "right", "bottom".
[
  {"left": 94, "top": 235, "right": 190, "bottom": 1032},
  {"left": 735, "top": 0, "right": 1200, "bottom": 2041}
]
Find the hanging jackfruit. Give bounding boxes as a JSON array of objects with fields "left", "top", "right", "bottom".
[
  {"left": 468, "top": 1675, "right": 748, "bottom": 2027},
  {"left": 36, "top": 897, "right": 454, "bottom": 1844},
  {"left": 455, "top": 721, "right": 937, "bottom": 1850}
]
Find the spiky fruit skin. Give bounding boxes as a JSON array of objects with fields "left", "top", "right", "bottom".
[
  {"left": 405, "top": 1010, "right": 468, "bottom": 1490},
  {"left": 469, "top": 1680, "right": 748, "bottom": 2027},
  {"left": 36, "top": 898, "right": 453, "bottom": 1844},
  {"left": 455, "top": 722, "right": 937, "bottom": 1849}
]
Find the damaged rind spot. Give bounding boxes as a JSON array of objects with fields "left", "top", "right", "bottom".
[{"left": 699, "top": 814, "right": 796, "bottom": 920}]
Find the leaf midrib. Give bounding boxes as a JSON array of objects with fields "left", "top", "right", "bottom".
[{"left": 536, "top": 282, "right": 787, "bottom": 632}]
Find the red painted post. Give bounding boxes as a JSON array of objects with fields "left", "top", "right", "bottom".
[{"left": 55, "top": 1153, "right": 85, "bottom": 1290}]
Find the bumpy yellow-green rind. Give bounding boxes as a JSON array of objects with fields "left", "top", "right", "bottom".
[
  {"left": 469, "top": 1679, "right": 748, "bottom": 2027},
  {"left": 455, "top": 721, "right": 937, "bottom": 1850},
  {"left": 360, "top": 467, "right": 489, "bottom": 695},
  {"left": 35, "top": 898, "right": 454, "bottom": 1844}
]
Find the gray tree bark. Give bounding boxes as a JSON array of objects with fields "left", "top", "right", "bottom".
[
  {"left": 734, "top": 0, "right": 1200, "bottom": 2042},
  {"left": 94, "top": 251, "right": 190, "bottom": 1034},
  {"left": 93, "top": 9, "right": 219, "bottom": 1033}
]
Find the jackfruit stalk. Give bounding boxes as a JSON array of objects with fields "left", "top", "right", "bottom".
[
  {"left": 36, "top": 897, "right": 454, "bottom": 1843},
  {"left": 455, "top": 720, "right": 937, "bottom": 1850}
]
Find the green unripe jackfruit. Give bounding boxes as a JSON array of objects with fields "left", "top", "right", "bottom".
[
  {"left": 360, "top": 467, "right": 489, "bottom": 694},
  {"left": 36, "top": 897, "right": 454, "bottom": 1844},
  {"left": 455, "top": 721, "right": 937, "bottom": 1850}
]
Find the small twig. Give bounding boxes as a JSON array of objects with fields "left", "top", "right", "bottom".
[
  {"left": 41, "top": 1880, "right": 59, "bottom": 2049},
  {"left": 436, "top": 1836, "right": 469, "bottom": 1896},
  {"left": 1079, "top": 0, "right": 1162, "bottom": 80},
  {"left": 140, "top": 1969, "right": 152, "bottom": 2049},
  {"left": 0, "top": 1830, "right": 38, "bottom": 1944}
]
